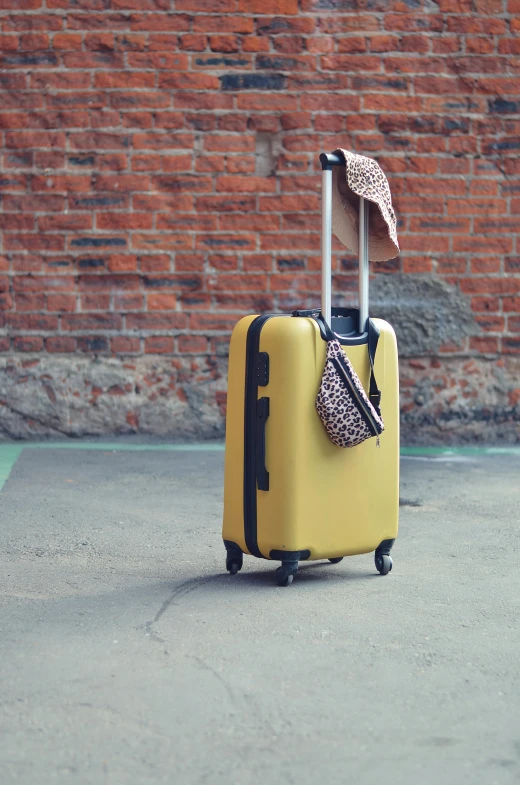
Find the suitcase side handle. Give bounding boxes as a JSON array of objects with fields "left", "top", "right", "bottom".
[{"left": 319, "top": 152, "right": 369, "bottom": 335}]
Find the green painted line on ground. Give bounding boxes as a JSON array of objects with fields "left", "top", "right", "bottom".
[
  {"left": 400, "top": 446, "right": 520, "bottom": 457},
  {"left": 0, "top": 445, "right": 24, "bottom": 492},
  {"left": 22, "top": 441, "right": 226, "bottom": 452},
  {"left": 17, "top": 441, "right": 520, "bottom": 457}
]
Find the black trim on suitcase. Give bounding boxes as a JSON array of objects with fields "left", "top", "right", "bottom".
[
  {"left": 244, "top": 314, "right": 275, "bottom": 558},
  {"left": 269, "top": 549, "right": 311, "bottom": 561},
  {"left": 256, "top": 397, "right": 270, "bottom": 491}
]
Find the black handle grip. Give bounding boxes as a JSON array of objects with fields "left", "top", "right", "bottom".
[
  {"left": 320, "top": 152, "right": 344, "bottom": 170},
  {"left": 256, "top": 397, "right": 270, "bottom": 491}
]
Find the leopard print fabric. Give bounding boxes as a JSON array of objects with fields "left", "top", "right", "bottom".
[
  {"left": 332, "top": 148, "right": 399, "bottom": 261},
  {"left": 316, "top": 339, "right": 384, "bottom": 449}
]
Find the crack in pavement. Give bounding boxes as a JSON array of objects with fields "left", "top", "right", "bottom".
[
  {"left": 142, "top": 574, "right": 223, "bottom": 644},
  {"left": 186, "top": 655, "right": 236, "bottom": 705}
]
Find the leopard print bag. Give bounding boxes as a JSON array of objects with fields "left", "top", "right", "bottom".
[{"left": 316, "top": 333, "right": 384, "bottom": 448}]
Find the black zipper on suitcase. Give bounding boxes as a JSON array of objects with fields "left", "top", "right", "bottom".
[{"left": 243, "top": 314, "right": 274, "bottom": 558}]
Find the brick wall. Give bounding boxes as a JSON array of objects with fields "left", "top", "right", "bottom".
[{"left": 0, "top": 0, "right": 519, "bottom": 443}]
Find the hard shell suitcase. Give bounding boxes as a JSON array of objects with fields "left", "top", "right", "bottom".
[{"left": 222, "top": 152, "right": 399, "bottom": 586}]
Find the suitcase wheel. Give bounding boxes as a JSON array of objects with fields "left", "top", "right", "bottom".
[
  {"left": 226, "top": 554, "right": 243, "bottom": 576},
  {"left": 274, "top": 559, "right": 298, "bottom": 586},
  {"left": 328, "top": 557, "right": 343, "bottom": 564},
  {"left": 375, "top": 553, "right": 393, "bottom": 575},
  {"left": 275, "top": 566, "right": 294, "bottom": 587}
]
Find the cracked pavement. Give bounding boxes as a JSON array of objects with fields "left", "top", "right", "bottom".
[{"left": 1, "top": 445, "right": 519, "bottom": 785}]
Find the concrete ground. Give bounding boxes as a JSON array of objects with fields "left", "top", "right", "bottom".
[{"left": 0, "top": 442, "right": 519, "bottom": 785}]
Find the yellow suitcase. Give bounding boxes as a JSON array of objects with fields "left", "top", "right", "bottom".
[{"left": 222, "top": 153, "right": 399, "bottom": 586}]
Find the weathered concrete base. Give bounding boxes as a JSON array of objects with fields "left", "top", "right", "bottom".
[
  {"left": 0, "top": 354, "right": 518, "bottom": 445},
  {"left": 400, "top": 356, "right": 520, "bottom": 445},
  {"left": 0, "top": 354, "right": 227, "bottom": 442}
]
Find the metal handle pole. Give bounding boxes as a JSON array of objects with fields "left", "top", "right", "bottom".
[
  {"left": 358, "top": 197, "right": 369, "bottom": 334},
  {"left": 321, "top": 167, "right": 332, "bottom": 327}
]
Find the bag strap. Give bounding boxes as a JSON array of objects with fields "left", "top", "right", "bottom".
[
  {"left": 292, "top": 309, "right": 383, "bottom": 413},
  {"left": 312, "top": 312, "right": 382, "bottom": 415},
  {"left": 367, "top": 318, "right": 382, "bottom": 414}
]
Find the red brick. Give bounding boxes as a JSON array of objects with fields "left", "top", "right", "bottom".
[
  {"left": 79, "top": 274, "right": 139, "bottom": 292},
  {"left": 204, "top": 135, "right": 255, "bottom": 153},
  {"left": 433, "top": 36, "right": 461, "bottom": 54},
  {"left": 447, "top": 198, "right": 507, "bottom": 215},
  {"left": 178, "top": 335, "right": 208, "bottom": 354},
  {"left": 6, "top": 235, "right": 66, "bottom": 253},
  {"left": 94, "top": 71, "right": 155, "bottom": 90},
  {"left": 45, "top": 336, "right": 77, "bottom": 353},
  {"left": 69, "top": 132, "right": 130, "bottom": 150},
  {"left": 107, "top": 255, "right": 138, "bottom": 272},
  {"left": 208, "top": 34, "right": 240, "bottom": 53},
  {"left": 127, "top": 52, "right": 188, "bottom": 70},
  {"left": 175, "top": 93, "right": 234, "bottom": 110},
  {"left": 62, "top": 313, "right": 122, "bottom": 331},
  {"left": 236, "top": 93, "right": 298, "bottom": 111},
  {"left": 76, "top": 335, "right": 110, "bottom": 353},
  {"left": 144, "top": 336, "right": 174, "bottom": 354},
  {"left": 147, "top": 293, "right": 177, "bottom": 310},
  {"left": 14, "top": 336, "right": 44, "bottom": 352},
  {"left": 14, "top": 293, "right": 45, "bottom": 311},
  {"left": 132, "top": 234, "right": 193, "bottom": 252},
  {"left": 158, "top": 73, "right": 220, "bottom": 90},
  {"left": 259, "top": 194, "right": 319, "bottom": 212},
  {"left": 189, "top": 313, "right": 237, "bottom": 331},
  {"left": 471, "top": 258, "right": 502, "bottom": 274},
  {"left": 384, "top": 13, "right": 444, "bottom": 32},
  {"left": 216, "top": 176, "right": 277, "bottom": 193},
  {"left": 114, "top": 293, "right": 143, "bottom": 311},
  {"left": 459, "top": 277, "right": 519, "bottom": 295},
  {"left": 111, "top": 336, "right": 140, "bottom": 354},
  {"left": 474, "top": 217, "right": 520, "bottom": 233},
  {"left": 0, "top": 214, "right": 35, "bottom": 231},
  {"left": 197, "top": 234, "right": 256, "bottom": 252},
  {"left": 225, "top": 156, "right": 256, "bottom": 174},
  {"left": 471, "top": 297, "right": 500, "bottom": 313},
  {"left": 475, "top": 314, "right": 505, "bottom": 332},
  {"left": 454, "top": 236, "right": 513, "bottom": 254},
  {"left": 133, "top": 194, "right": 193, "bottom": 212},
  {"left": 52, "top": 32, "right": 83, "bottom": 49},
  {"left": 178, "top": 34, "right": 207, "bottom": 51},
  {"left": 97, "top": 213, "right": 153, "bottom": 231},
  {"left": 129, "top": 14, "right": 190, "bottom": 32},
  {"left": 94, "top": 174, "right": 151, "bottom": 191},
  {"left": 47, "top": 294, "right": 77, "bottom": 312},
  {"left": 32, "top": 175, "right": 92, "bottom": 193},
  {"left": 469, "top": 336, "right": 499, "bottom": 353},
  {"left": 39, "top": 214, "right": 93, "bottom": 232},
  {"left": 157, "top": 214, "right": 217, "bottom": 232},
  {"left": 127, "top": 313, "right": 188, "bottom": 330},
  {"left": 6, "top": 131, "right": 66, "bottom": 149},
  {"left": 133, "top": 133, "right": 193, "bottom": 150},
  {"left": 238, "top": 0, "right": 297, "bottom": 11},
  {"left": 503, "top": 337, "right": 520, "bottom": 353},
  {"left": 112, "top": 0, "right": 170, "bottom": 7},
  {"left": 8, "top": 313, "right": 58, "bottom": 331},
  {"left": 242, "top": 36, "right": 270, "bottom": 52},
  {"left": 364, "top": 94, "right": 423, "bottom": 113}
]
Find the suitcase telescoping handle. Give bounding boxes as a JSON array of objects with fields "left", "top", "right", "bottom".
[{"left": 319, "top": 153, "right": 369, "bottom": 336}]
